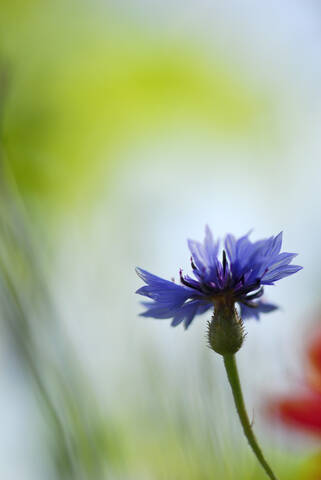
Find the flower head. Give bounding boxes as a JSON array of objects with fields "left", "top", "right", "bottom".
[{"left": 136, "top": 226, "right": 302, "bottom": 329}]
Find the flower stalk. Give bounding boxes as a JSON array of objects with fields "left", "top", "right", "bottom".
[
  {"left": 208, "top": 302, "right": 279, "bottom": 479},
  {"left": 223, "top": 354, "right": 279, "bottom": 480}
]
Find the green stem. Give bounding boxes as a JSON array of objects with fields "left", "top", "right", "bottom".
[{"left": 223, "top": 354, "right": 279, "bottom": 480}]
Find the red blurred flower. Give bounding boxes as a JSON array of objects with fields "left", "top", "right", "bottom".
[
  {"left": 268, "top": 325, "right": 321, "bottom": 436},
  {"left": 267, "top": 325, "right": 321, "bottom": 479}
]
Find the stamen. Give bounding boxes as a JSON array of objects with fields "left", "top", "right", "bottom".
[
  {"left": 190, "top": 256, "right": 197, "bottom": 270},
  {"left": 179, "top": 269, "right": 201, "bottom": 291},
  {"left": 222, "top": 250, "right": 227, "bottom": 275},
  {"left": 237, "top": 279, "right": 261, "bottom": 297}
]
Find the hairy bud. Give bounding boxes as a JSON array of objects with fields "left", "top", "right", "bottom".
[{"left": 208, "top": 300, "right": 245, "bottom": 355}]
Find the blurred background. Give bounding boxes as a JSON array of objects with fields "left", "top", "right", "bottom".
[{"left": 0, "top": 1, "right": 320, "bottom": 479}]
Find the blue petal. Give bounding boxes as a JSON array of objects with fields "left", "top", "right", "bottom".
[
  {"left": 135, "top": 267, "right": 195, "bottom": 306},
  {"left": 225, "top": 234, "right": 237, "bottom": 263},
  {"left": 267, "top": 252, "right": 298, "bottom": 269},
  {"left": 227, "top": 232, "right": 252, "bottom": 277},
  {"left": 136, "top": 267, "right": 213, "bottom": 326},
  {"left": 268, "top": 232, "right": 283, "bottom": 256},
  {"left": 261, "top": 264, "right": 303, "bottom": 284},
  {"left": 187, "top": 239, "right": 206, "bottom": 271},
  {"left": 139, "top": 301, "right": 180, "bottom": 319},
  {"left": 188, "top": 226, "right": 219, "bottom": 274},
  {"left": 238, "top": 301, "right": 278, "bottom": 320},
  {"left": 139, "top": 298, "right": 212, "bottom": 328},
  {"left": 171, "top": 300, "right": 212, "bottom": 329},
  {"left": 204, "top": 225, "right": 220, "bottom": 268},
  {"left": 227, "top": 231, "right": 302, "bottom": 290}
]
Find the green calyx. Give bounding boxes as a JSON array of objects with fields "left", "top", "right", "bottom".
[{"left": 208, "top": 299, "right": 245, "bottom": 355}]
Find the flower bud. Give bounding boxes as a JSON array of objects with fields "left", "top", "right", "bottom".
[{"left": 208, "top": 300, "right": 245, "bottom": 355}]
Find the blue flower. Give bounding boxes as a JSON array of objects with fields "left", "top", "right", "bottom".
[{"left": 136, "top": 226, "right": 302, "bottom": 329}]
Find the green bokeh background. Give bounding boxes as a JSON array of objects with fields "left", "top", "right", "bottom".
[
  {"left": 0, "top": 1, "right": 317, "bottom": 480},
  {"left": 1, "top": 0, "right": 272, "bottom": 214}
]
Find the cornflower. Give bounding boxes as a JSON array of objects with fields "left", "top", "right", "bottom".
[{"left": 136, "top": 226, "right": 302, "bottom": 480}]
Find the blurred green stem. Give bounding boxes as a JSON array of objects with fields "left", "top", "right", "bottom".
[{"left": 223, "top": 354, "right": 279, "bottom": 480}]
